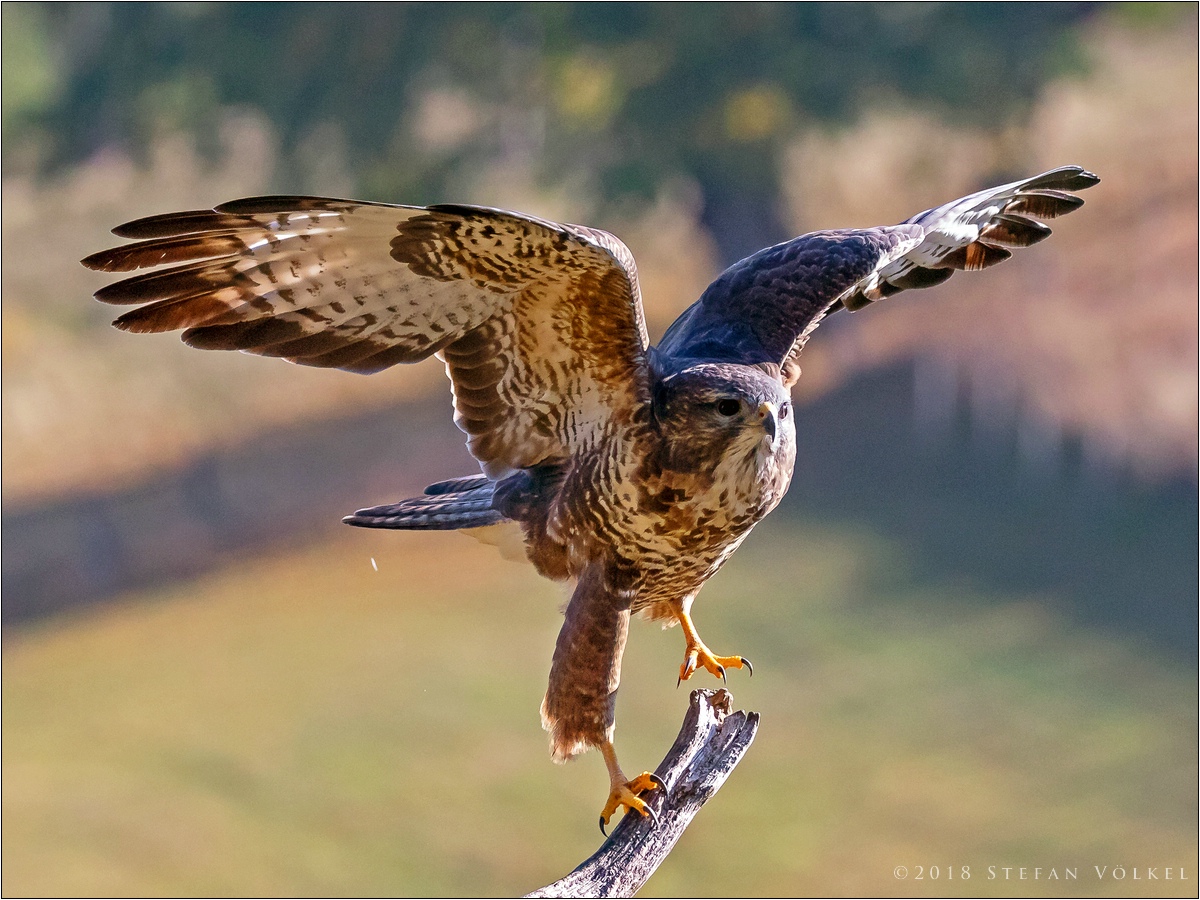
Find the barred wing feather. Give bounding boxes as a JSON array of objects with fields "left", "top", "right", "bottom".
[
  {"left": 658, "top": 166, "right": 1097, "bottom": 381},
  {"left": 83, "top": 199, "right": 653, "bottom": 478}
]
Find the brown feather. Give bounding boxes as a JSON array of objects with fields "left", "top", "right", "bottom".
[
  {"left": 937, "top": 242, "right": 1013, "bottom": 271},
  {"left": 297, "top": 339, "right": 403, "bottom": 370},
  {"left": 978, "top": 213, "right": 1053, "bottom": 248},
  {"left": 445, "top": 360, "right": 505, "bottom": 392},
  {"left": 179, "top": 317, "right": 310, "bottom": 351},
  {"left": 82, "top": 233, "right": 248, "bottom": 273},
  {"left": 111, "top": 210, "right": 260, "bottom": 240},
  {"left": 213, "top": 195, "right": 360, "bottom": 215},
  {"left": 1007, "top": 189, "right": 1085, "bottom": 219},
  {"left": 889, "top": 266, "right": 955, "bottom": 291},
  {"left": 345, "top": 336, "right": 459, "bottom": 374},
  {"left": 252, "top": 331, "right": 361, "bottom": 359},
  {"left": 114, "top": 294, "right": 246, "bottom": 333},
  {"left": 93, "top": 259, "right": 249, "bottom": 306}
]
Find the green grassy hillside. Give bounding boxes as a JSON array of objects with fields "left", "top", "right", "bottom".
[{"left": 5, "top": 519, "right": 1194, "bottom": 897}]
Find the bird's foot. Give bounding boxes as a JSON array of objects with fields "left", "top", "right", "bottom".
[
  {"left": 673, "top": 605, "right": 754, "bottom": 685},
  {"left": 679, "top": 639, "right": 753, "bottom": 685},
  {"left": 599, "top": 772, "right": 666, "bottom": 836}
]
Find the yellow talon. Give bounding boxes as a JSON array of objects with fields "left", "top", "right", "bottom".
[
  {"left": 598, "top": 743, "right": 666, "bottom": 835},
  {"left": 674, "top": 604, "right": 752, "bottom": 684},
  {"left": 679, "top": 643, "right": 751, "bottom": 684}
]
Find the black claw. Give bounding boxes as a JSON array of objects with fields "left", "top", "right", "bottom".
[
  {"left": 599, "top": 816, "right": 608, "bottom": 837},
  {"left": 743, "top": 657, "right": 754, "bottom": 677},
  {"left": 644, "top": 804, "right": 660, "bottom": 829},
  {"left": 647, "top": 773, "right": 670, "bottom": 799},
  {"left": 717, "top": 664, "right": 727, "bottom": 685}
]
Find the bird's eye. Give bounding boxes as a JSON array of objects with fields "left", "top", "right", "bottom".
[
  {"left": 779, "top": 401, "right": 790, "bottom": 420},
  {"left": 716, "top": 399, "right": 741, "bottom": 417}
]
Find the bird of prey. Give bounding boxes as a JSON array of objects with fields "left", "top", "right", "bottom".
[{"left": 83, "top": 165, "right": 1098, "bottom": 831}]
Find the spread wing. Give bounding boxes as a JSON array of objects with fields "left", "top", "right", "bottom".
[
  {"left": 83, "top": 199, "right": 651, "bottom": 478},
  {"left": 658, "top": 165, "right": 1099, "bottom": 380}
]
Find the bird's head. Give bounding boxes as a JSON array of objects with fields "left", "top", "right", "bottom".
[{"left": 651, "top": 362, "right": 795, "bottom": 473}]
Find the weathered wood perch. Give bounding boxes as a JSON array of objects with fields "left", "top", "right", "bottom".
[{"left": 526, "top": 688, "right": 760, "bottom": 899}]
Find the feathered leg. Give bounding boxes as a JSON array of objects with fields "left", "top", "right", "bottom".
[{"left": 541, "top": 563, "right": 665, "bottom": 832}]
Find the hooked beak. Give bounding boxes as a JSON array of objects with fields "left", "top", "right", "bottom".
[{"left": 757, "top": 401, "right": 778, "bottom": 444}]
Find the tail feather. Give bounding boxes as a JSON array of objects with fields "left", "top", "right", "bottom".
[
  {"left": 344, "top": 477, "right": 505, "bottom": 530},
  {"left": 422, "top": 474, "right": 492, "bottom": 496}
]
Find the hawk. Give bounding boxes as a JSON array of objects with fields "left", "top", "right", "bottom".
[{"left": 83, "top": 166, "right": 1098, "bottom": 831}]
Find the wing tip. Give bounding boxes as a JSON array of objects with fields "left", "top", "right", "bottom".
[
  {"left": 1028, "top": 165, "right": 1100, "bottom": 193},
  {"left": 80, "top": 249, "right": 120, "bottom": 272}
]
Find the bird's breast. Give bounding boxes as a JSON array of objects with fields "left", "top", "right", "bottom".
[
  {"left": 623, "top": 440, "right": 789, "bottom": 569},
  {"left": 544, "top": 428, "right": 793, "bottom": 597}
]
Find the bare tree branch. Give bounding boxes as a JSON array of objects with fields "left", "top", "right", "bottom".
[{"left": 525, "top": 689, "right": 760, "bottom": 899}]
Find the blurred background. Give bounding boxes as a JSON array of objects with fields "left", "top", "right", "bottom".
[{"left": 3, "top": 3, "right": 1196, "bottom": 896}]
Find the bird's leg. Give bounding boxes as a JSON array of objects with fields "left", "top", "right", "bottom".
[
  {"left": 674, "top": 599, "right": 752, "bottom": 685},
  {"left": 598, "top": 740, "right": 666, "bottom": 835}
]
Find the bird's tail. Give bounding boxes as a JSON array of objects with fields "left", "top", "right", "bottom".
[{"left": 343, "top": 474, "right": 506, "bottom": 530}]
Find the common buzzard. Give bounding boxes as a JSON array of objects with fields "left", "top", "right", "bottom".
[{"left": 83, "top": 166, "right": 1098, "bottom": 831}]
